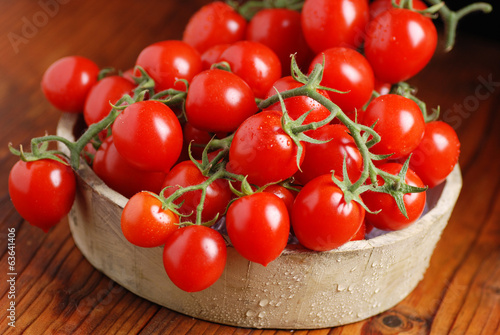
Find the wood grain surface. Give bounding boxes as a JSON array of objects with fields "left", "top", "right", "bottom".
[{"left": 0, "top": 0, "right": 499, "bottom": 334}]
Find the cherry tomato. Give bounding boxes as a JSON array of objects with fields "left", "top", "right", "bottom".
[
  {"left": 121, "top": 191, "right": 179, "bottom": 248},
  {"left": 185, "top": 69, "right": 258, "bottom": 133},
  {"left": 163, "top": 225, "right": 227, "bottom": 292},
  {"left": 408, "top": 121, "right": 460, "bottom": 188},
  {"left": 292, "top": 174, "right": 365, "bottom": 251},
  {"left": 200, "top": 44, "right": 230, "bottom": 70},
  {"left": 41, "top": 56, "right": 99, "bottom": 112},
  {"left": 362, "top": 94, "right": 425, "bottom": 159},
  {"left": 364, "top": 8, "right": 437, "bottom": 83},
  {"left": 182, "top": 122, "right": 227, "bottom": 160},
  {"left": 263, "top": 184, "right": 296, "bottom": 216},
  {"left": 309, "top": 47, "right": 374, "bottom": 114},
  {"left": 228, "top": 110, "right": 304, "bottom": 186},
  {"left": 182, "top": 1, "right": 247, "bottom": 54},
  {"left": 362, "top": 163, "right": 426, "bottom": 231},
  {"left": 350, "top": 220, "right": 366, "bottom": 241},
  {"left": 92, "top": 136, "right": 166, "bottom": 198},
  {"left": 218, "top": 40, "right": 282, "bottom": 98},
  {"left": 369, "top": 0, "right": 427, "bottom": 20},
  {"left": 135, "top": 40, "right": 202, "bottom": 92},
  {"left": 112, "top": 100, "right": 183, "bottom": 172},
  {"left": 9, "top": 158, "right": 76, "bottom": 232},
  {"left": 246, "top": 8, "right": 313, "bottom": 75},
  {"left": 301, "top": 0, "right": 369, "bottom": 53},
  {"left": 226, "top": 192, "right": 290, "bottom": 266}
]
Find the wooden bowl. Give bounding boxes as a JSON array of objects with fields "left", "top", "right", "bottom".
[{"left": 57, "top": 113, "right": 462, "bottom": 329}]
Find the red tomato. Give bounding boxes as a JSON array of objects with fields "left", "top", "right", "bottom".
[
  {"left": 9, "top": 159, "right": 76, "bottom": 232},
  {"left": 41, "top": 56, "right": 99, "bottom": 112},
  {"left": 161, "top": 160, "right": 232, "bottom": 223},
  {"left": 135, "top": 40, "right": 202, "bottom": 92},
  {"left": 182, "top": 1, "right": 247, "bottom": 54},
  {"left": 163, "top": 225, "right": 227, "bottom": 292},
  {"left": 350, "top": 220, "right": 366, "bottom": 241},
  {"left": 112, "top": 100, "right": 183, "bottom": 172},
  {"left": 200, "top": 44, "right": 230, "bottom": 70},
  {"left": 92, "top": 136, "right": 166, "bottom": 198},
  {"left": 309, "top": 47, "right": 374, "bottom": 113},
  {"left": 185, "top": 69, "right": 258, "bottom": 133},
  {"left": 362, "top": 94, "right": 425, "bottom": 159},
  {"left": 364, "top": 8, "right": 437, "bottom": 83},
  {"left": 246, "top": 8, "right": 313, "bottom": 75},
  {"left": 121, "top": 191, "right": 179, "bottom": 248},
  {"left": 83, "top": 75, "right": 135, "bottom": 126},
  {"left": 182, "top": 122, "right": 227, "bottom": 159},
  {"left": 226, "top": 192, "right": 290, "bottom": 266},
  {"left": 228, "top": 110, "right": 304, "bottom": 186},
  {"left": 409, "top": 121, "right": 460, "bottom": 188},
  {"left": 362, "top": 163, "right": 426, "bottom": 231},
  {"left": 295, "top": 124, "right": 363, "bottom": 185},
  {"left": 292, "top": 174, "right": 365, "bottom": 251},
  {"left": 218, "top": 40, "right": 282, "bottom": 98},
  {"left": 369, "top": 0, "right": 427, "bottom": 20},
  {"left": 301, "top": 0, "right": 369, "bottom": 53},
  {"left": 263, "top": 184, "right": 297, "bottom": 216}
]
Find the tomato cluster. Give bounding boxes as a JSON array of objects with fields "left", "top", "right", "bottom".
[{"left": 10, "top": 0, "right": 469, "bottom": 293}]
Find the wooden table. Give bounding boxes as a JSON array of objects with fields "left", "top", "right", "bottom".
[{"left": 1, "top": 0, "right": 499, "bottom": 334}]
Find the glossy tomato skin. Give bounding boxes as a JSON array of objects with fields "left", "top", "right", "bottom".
[
  {"left": 369, "top": 0, "right": 427, "bottom": 20},
  {"left": 161, "top": 160, "right": 232, "bottom": 223},
  {"left": 362, "top": 94, "right": 425, "bottom": 159},
  {"left": 182, "top": 122, "right": 227, "bottom": 159},
  {"left": 92, "top": 136, "right": 166, "bottom": 198},
  {"left": 185, "top": 69, "right": 258, "bottom": 133},
  {"left": 41, "top": 56, "right": 100, "bottom": 112},
  {"left": 112, "top": 100, "right": 183, "bottom": 173},
  {"left": 163, "top": 225, "right": 227, "bottom": 292},
  {"left": 83, "top": 75, "right": 135, "bottom": 126},
  {"left": 226, "top": 192, "right": 290, "bottom": 266},
  {"left": 292, "top": 174, "right": 365, "bottom": 251},
  {"left": 362, "top": 163, "right": 426, "bottom": 231},
  {"left": 309, "top": 47, "right": 374, "bottom": 113},
  {"left": 246, "top": 8, "right": 313, "bottom": 75},
  {"left": 121, "top": 191, "right": 179, "bottom": 248},
  {"left": 229, "top": 110, "right": 304, "bottom": 186},
  {"left": 200, "top": 44, "right": 230, "bottom": 70},
  {"left": 135, "top": 40, "right": 202, "bottom": 92},
  {"left": 408, "top": 121, "right": 460, "bottom": 188},
  {"left": 218, "top": 41, "right": 282, "bottom": 98},
  {"left": 9, "top": 159, "right": 76, "bottom": 232},
  {"left": 364, "top": 8, "right": 437, "bottom": 83},
  {"left": 182, "top": 1, "right": 246, "bottom": 54},
  {"left": 263, "top": 184, "right": 296, "bottom": 216},
  {"left": 301, "top": 0, "right": 369, "bottom": 53}
]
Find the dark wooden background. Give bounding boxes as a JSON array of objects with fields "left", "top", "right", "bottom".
[{"left": 1, "top": 0, "right": 499, "bottom": 334}]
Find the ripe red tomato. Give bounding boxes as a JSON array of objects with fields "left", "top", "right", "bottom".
[
  {"left": 226, "top": 192, "right": 290, "bottom": 266},
  {"left": 200, "top": 44, "right": 230, "bottom": 70},
  {"left": 362, "top": 163, "right": 426, "bottom": 231},
  {"left": 185, "top": 69, "right": 258, "bottom": 133},
  {"left": 301, "top": 0, "right": 369, "bottom": 53},
  {"left": 309, "top": 47, "right": 374, "bottom": 114},
  {"left": 228, "top": 110, "right": 304, "bottom": 186},
  {"left": 217, "top": 40, "right": 282, "bottom": 98},
  {"left": 364, "top": 8, "right": 437, "bottom": 83},
  {"left": 9, "top": 158, "right": 76, "bottom": 232},
  {"left": 369, "top": 0, "right": 427, "bottom": 20},
  {"left": 408, "top": 121, "right": 460, "bottom": 188},
  {"left": 121, "top": 191, "right": 179, "bottom": 248},
  {"left": 112, "top": 100, "right": 183, "bottom": 172},
  {"left": 83, "top": 75, "right": 135, "bottom": 126},
  {"left": 246, "top": 8, "right": 313, "bottom": 75},
  {"left": 263, "top": 184, "right": 296, "bottom": 216},
  {"left": 292, "top": 174, "right": 365, "bottom": 251},
  {"left": 41, "top": 56, "right": 100, "bottom": 112},
  {"left": 92, "top": 136, "right": 166, "bottom": 198},
  {"left": 161, "top": 160, "right": 232, "bottom": 223},
  {"left": 163, "top": 225, "right": 227, "bottom": 292},
  {"left": 135, "top": 40, "right": 202, "bottom": 92},
  {"left": 182, "top": 122, "right": 227, "bottom": 159},
  {"left": 182, "top": 1, "right": 247, "bottom": 54},
  {"left": 362, "top": 94, "right": 425, "bottom": 159}
]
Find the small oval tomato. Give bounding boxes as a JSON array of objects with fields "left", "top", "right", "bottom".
[
  {"left": 163, "top": 225, "right": 227, "bottom": 292},
  {"left": 121, "top": 191, "right": 179, "bottom": 248},
  {"left": 112, "top": 100, "right": 183, "bottom": 172},
  {"left": 226, "top": 192, "right": 290, "bottom": 266},
  {"left": 41, "top": 56, "right": 100, "bottom": 112},
  {"left": 263, "top": 184, "right": 296, "bottom": 216},
  {"left": 200, "top": 44, "right": 230, "bottom": 70},
  {"left": 292, "top": 174, "right": 365, "bottom": 251},
  {"left": 9, "top": 158, "right": 76, "bottom": 232}
]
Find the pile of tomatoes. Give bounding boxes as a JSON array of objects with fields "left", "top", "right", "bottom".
[{"left": 9, "top": 0, "right": 464, "bottom": 293}]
